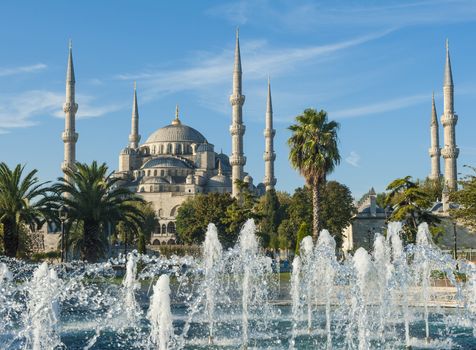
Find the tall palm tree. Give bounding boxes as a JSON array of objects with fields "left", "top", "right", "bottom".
[
  {"left": 288, "top": 109, "right": 340, "bottom": 240},
  {"left": 52, "top": 161, "right": 145, "bottom": 262},
  {"left": 0, "top": 163, "right": 51, "bottom": 257}
]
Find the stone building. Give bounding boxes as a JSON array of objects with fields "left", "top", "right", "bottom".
[{"left": 343, "top": 188, "right": 388, "bottom": 252}]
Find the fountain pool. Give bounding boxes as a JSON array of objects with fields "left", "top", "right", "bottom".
[{"left": 0, "top": 220, "right": 475, "bottom": 349}]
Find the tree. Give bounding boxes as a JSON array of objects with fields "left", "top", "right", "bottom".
[
  {"left": 288, "top": 108, "right": 340, "bottom": 240},
  {"left": 418, "top": 177, "right": 444, "bottom": 202},
  {"left": 320, "top": 181, "right": 356, "bottom": 248},
  {"left": 257, "top": 189, "right": 281, "bottom": 249},
  {"left": 450, "top": 166, "right": 476, "bottom": 231},
  {"left": 0, "top": 163, "right": 51, "bottom": 257},
  {"left": 52, "top": 161, "right": 145, "bottom": 262},
  {"left": 385, "top": 176, "right": 440, "bottom": 243},
  {"left": 175, "top": 192, "right": 235, "bottom": 247},
  {"left": 295, "top": 222, "right": 311, "bottom": 256}
]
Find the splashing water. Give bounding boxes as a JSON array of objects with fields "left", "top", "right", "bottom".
[{"left": 148, "top": 274, "right": 174, "bottom": 350}]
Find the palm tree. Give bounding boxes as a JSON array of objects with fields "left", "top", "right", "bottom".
[
  {"left": 0, "top": 163, "right": 51, "bottom": 257},
  {"left": 288, "top": 109, "right": 340, "bottom": 240},
  {"left": 52, "top": 161, "right": 145, "bottom": 262}
]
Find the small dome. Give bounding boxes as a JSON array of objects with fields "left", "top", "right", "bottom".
[
  {"left": 145, "top": 123, "right": 207, "bottom": 144},
  {"left": 243, "top": 175, "right": 253, "bottom": 183}
]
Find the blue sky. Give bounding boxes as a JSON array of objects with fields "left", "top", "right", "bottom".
[{"left": 1, "top": 0, "right": 476, "bottom": 200}]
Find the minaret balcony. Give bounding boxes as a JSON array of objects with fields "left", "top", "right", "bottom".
[
  {"left": 229, "top": 94, "right": 245, "bottom": 106},
  {"left": 62, "top": 131, "right": 78, "bottom": 142},
  {"left": 441, "top": 113, "right": 458, "bottom": 126},
  {"left": 263, "top": 129, "right": 276, "bottom": 137},
  {"left": 441, "top": 147, "right": 460, "bottom": 159},
  {"left": 229, "top": 124, "right": 246, "bottom": 136},
  {"left": 63, "top": 102, "right": 78, "bottom": 113},
  {"left": 230, "top": 155, "right": 246, "bottom": 166}
]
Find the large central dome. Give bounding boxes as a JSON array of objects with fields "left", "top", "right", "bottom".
[{"left": 145, "top": 122, "right": 207, "bottom": 144}]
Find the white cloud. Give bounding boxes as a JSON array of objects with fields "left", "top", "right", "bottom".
[
  {"left": 331, "top": 93, "right": 429, "bottom": 119},
  {"left": 0, "top": 90, "right": 123, "bottom": 132},
  {"left": 207, "top": 0, "right": 476, "bottom": 31},
  {"left": 346, "top": 151, "right": 360, "bottom": 167},
  {"left": 0, "top": 63, "right": 47, "bottom": 77},
  {"left": 117, "top": 30, "right": 392, "bottom": 105}
]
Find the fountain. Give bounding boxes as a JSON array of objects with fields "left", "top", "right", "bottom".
[{"left": 0, "top": 220, "right": 475, "bottom": 349}]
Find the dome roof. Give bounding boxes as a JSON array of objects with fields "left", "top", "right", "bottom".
[
  {"left": 141, "top": 177, "right": 169, "bottom": 184},
  {"left": 142, "top": 156, "right": 193, "bottom": 169},
  {"left": 208, "top": 174, "right": 232, "bottom": 187},
  {"left": 145, "top": 123, "right": 207, "bottom": 144}
]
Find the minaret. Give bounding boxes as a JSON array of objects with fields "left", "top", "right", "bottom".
[
  {"left": 263, "top": 77, "right": 276, "bottom": 191},
  {"left": 62, "top": 40, "right": 79, "bottom": 181},
  {"left": 429, "top": 92, "right": 441, "bottom": 180},
  {"left": 128, "top": 82, "right": 141, "bottom": 149},
  {"left": 440, "top": 39, "right": 459, "bottom": 191},
  {"left": 229, "top": 29, "right": 246, "bottom": 198}
]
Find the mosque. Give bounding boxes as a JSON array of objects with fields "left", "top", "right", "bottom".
[{"left": 59, "top": 31, "right": 277, "bottom": 246}]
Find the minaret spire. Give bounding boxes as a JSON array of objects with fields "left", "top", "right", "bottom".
[
  {"left": 229, "top": 28, "right": 246, "bottom": 198},
  {"left": 441, "top": 39, "right": 459, "bottom": 191},
  {"left": 128, "top": 81, "right": 141, "bottom": 149},
  {"left": 172, "top": 104, "right": 181, "bottom": 125},
  {"left": 429, "top": 92, "right": 441, "bottom": 180},
  {"left": 263, "top": 77, "right": 276, "bottom": 191},
  {"left": 62, "top": 40, "right": 79, "bottom": 181}
]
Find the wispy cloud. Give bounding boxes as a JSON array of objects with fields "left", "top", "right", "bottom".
[
  {"left": 331, "top": 93, "right": 429, "bottom": 119},
  {"left": 207, "top": 0, "right": 476, "bottom": 31},
  {"left": 0, "top": 90, "right": 123, "bottom": 133},
  {"left": 117, "top": 29, "right": 392, "bottom": 106},
  {"left": 0, "top": 63, "right": 47, "bottom": 77},
  {"left": 346, "top": 151, "right": 360, "bottom": 167}
]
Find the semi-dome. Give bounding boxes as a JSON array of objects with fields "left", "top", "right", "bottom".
[
  {"left": 208, "top": 174, "right": 232, "bottom": 187},
  {"left": 145, "top": 123, "right": 207, "bottom": 144},
  {"left": 142, "top": 156, "right": 193, "bottom": 169}
]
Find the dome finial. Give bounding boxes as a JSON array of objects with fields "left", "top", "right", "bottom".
[{"left": 172, "top": 104, "right": 181, "bottom": 125}]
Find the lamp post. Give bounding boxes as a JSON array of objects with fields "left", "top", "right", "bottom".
[
  {"left": 453, "top": 222, "right": 457, "bottom": 260},
  {"left": 59, "top": 205, "right": 68, "bottom": 262}
]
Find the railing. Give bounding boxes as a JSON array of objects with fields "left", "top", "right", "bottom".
[{"left": 441, "top": 248, "right": 475, "bottom": 261}]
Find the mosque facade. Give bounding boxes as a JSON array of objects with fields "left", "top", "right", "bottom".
[{"left": 60, "top": 31, "right": 276, "bottom": 246}]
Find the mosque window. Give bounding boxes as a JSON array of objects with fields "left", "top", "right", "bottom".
[
  {"left": 167, "top": 144, "right": 172, "bottom": 153},
  {"left": 154, "top": 170, "right": 157, "bottom": 176},
  {"left": 152, "top": 145, "right": 156, "bottom": 154},
  {"left": 162, "top": 224, "right": 166, "bottom": 234},
  {"left": 167, "top": 222, "right": 176, "bottom": 234}
]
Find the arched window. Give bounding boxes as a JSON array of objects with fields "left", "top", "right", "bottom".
[
  {"left": 176, "top": 144, "right": 182, "bottom": 154},
  {"left": 167, "top": 239, "right": 175, "bottom": 245},
  {"left": 167, "top": 222, "right": 176, "bottom": 234},
  {"left": 155, "top": 219, "right": 161, "bottom": 233},
  {"left": 154, "top": 170, "right": 157, "bottom": 176},
  {"left": 167, "top": 144, "right": 172, "bottom": 153},
  {"left": 152, "top": 239, "right": 160, "bottom": 245},
  {"left": 152, "top": 145, "right": 156, "bottom": 154},
  {"left": 160, "top": 170, "right": 165, "bottom": 176},
  {"left": 159, "top": 144, "right": 164, "bottom": 154},
  {"left": 147, "top": 170, "right": 151, "bottom": 176},
  {"left": 162, "top": 224, "right": 166, "bottom": 234}
]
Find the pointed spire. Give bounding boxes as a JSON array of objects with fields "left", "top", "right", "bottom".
[
  {"left": 128, "top": 82, "right": 141, "bottom": 149},
  {"left": 66, "top": 39, "right": 75, "bottom": 83},
  {"left": 431, "top": 91, "right": 438, "bottom": 125},
  {"left": 266, "top": 75, "right": 273, "bottom": 122},
  {"left": 218, "top": 159, "right": 223, "bottom": 175},
  {"left": 172, "top": 104, "right": 181, "bottom": 125},
  {"left": 444, "top": 39, "right": 453, "bottom": 86},
  {"left": 234, "top": 27, "right": 242, "bottom": 74}
]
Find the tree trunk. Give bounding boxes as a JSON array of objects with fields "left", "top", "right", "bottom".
[
  {"left": 82, "top": 220, "right": 100, "bottom": 262},
  {"left": 3, "top": 219, "right": 18, "bottom": 258},
  {"left": 312, "top": 177, "right": 321, "bottom": 241}
]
